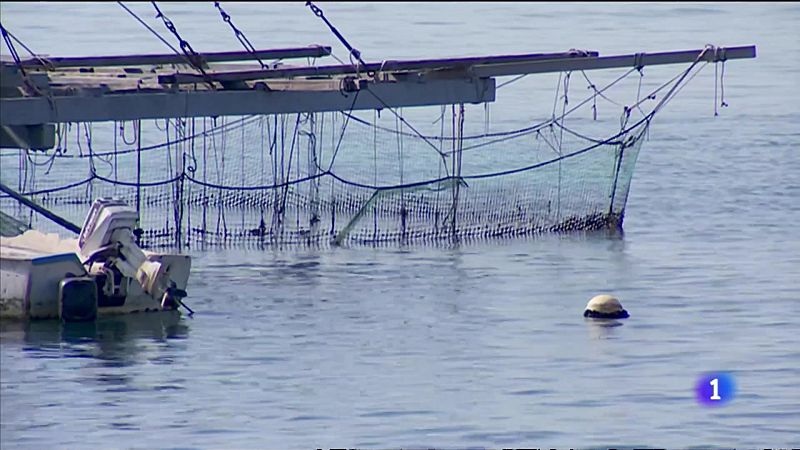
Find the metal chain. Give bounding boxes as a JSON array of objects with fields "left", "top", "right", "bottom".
[
  {"left": 214, "top": 2, "right": 267, "bottom": 69},
  {"left": 151, "top": 1, "right": 216, "bottom": 89},
  {"left": 305, "top": 2, "right": 367, "bottom": 69}
]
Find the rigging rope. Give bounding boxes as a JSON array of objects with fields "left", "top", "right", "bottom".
[
  {"left": 341, "top": 67, "right": 638, "bottom": 143},
  {"left": 1, "top": 23, "right": 29, "bottom": 78},
  {"left": 117, "top": 2, "right": 181, "bottom": 56},
  {"left": 362, "top": 85, "right": 450, "bottom": 175},
  {"left": 0, "top": 25, "right": 53, "bottom": 70},
  {"left": 326, "top": 90, "right": 361, "bottom": 171},
  {"left": 0, "top": 21, "right": 55, "bottom": 114}
]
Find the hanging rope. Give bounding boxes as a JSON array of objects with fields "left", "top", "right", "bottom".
[
  {"left": 720, "top": 59, "right": 728, "bottom": 109},
  {"left": 634, "top": 67, "right": 647, "bottom": 118},
  {"left": 213, "top": 2, "right": 268, "bottom": 69},
  {"left": 343, "top": 66, "right": 638, "bottom": 144},
  {"left": 119, "top": 120, "right": 138, "bottom": 146},
  {"left": 714, "top": 55, "right": 729, "bottom": 116},
  {"left": 325, "top": 90, "right": 361, "bottom": 171},
  {"left": 361, "top": 85, "right": 450, "bottom": 176}
]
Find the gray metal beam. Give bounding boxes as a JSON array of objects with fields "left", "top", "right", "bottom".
[
  {"left": 469, "top": 45, "right": 756, "bottom": 78},
  {"left": 0, "top": 78, "right": 496, "bottom": 126},
  {"left": 158, "top": 50, "right": 600, "bottom": 84},
  {"left": 13, "top": 46, "right": 333, "bottom": 69}
]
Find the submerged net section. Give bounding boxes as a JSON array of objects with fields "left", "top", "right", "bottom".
[{"left": 0, "top": 55, "right": 711, "bottom": 249}]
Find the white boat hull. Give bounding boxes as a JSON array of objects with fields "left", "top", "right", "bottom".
[{"left": 1, "top": 231, "right": 190, "bottom": 320}]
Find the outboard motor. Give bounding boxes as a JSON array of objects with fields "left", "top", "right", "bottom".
[{"left": 77, "top": 198, "right": 187, "bottom": 310}]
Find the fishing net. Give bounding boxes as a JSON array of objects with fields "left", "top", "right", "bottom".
[{"left": 0, "top": 58, "right": 707, "bottom": 249}]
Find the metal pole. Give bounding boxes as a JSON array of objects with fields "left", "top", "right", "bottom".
[
  {"left": 135, "top": 118, "right": 142, "bottom": 245},
  {"left": 0, "top": 182, "right": 81, "bottom": 233}
]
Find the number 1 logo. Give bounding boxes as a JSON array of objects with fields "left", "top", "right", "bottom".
[
  {"left": 696, "top": 373, "right": 735, "bottom": 406},
  {"left": 709, "top": 378, "right": 721, "bottom": 400}
]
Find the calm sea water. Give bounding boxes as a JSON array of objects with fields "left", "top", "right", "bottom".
[{"left": 1, "top": 2, "right": 799, "bottom": 448}]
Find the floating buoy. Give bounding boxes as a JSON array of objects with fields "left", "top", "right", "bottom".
[{"left": 583, "top": 294, "right": 629, "bottom": 319}]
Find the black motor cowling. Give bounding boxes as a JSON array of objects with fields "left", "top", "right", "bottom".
[{"left": 59, "top": 277, "right": 98, "bottom": 322}]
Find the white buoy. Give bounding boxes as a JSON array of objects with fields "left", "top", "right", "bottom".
[{"left": 584, "top": 294, "right": 629, "bottom": 319}]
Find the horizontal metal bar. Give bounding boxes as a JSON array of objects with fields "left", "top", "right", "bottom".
[
  {"left": 158, "top": 50, "right": 599, "bottom": 84},
  {"left": 470, "top": 45, "right": 756, "bottom": 77},
  {"left": 0, "top": 78, "right": 496, "bottom": 126},
  {"left": 13, "top": 46, "right": 333, "bottom": 69}
]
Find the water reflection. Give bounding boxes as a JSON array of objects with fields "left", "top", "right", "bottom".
[
  {"left": 0, "top": 312, "right": 189, "bottom": 364},
  {"left": 585, "top": 318, "right": 625, "bottom": 340}
]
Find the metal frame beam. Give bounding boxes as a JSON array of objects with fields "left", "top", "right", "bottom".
[
  {"left": 158, "top": 50, "right": 599, "bottom": 84},
  {"left": 0, "top": 78, "right": 496, "bottom": 126},
  {"left": 469, "top": 45, "right": 756, "bottom": 78},
  {"left": 154, "top": 46, "right": 755, "bottom": 85},
  {"left": 11, "top": 46, "right": 332, "bottom": 69}
]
